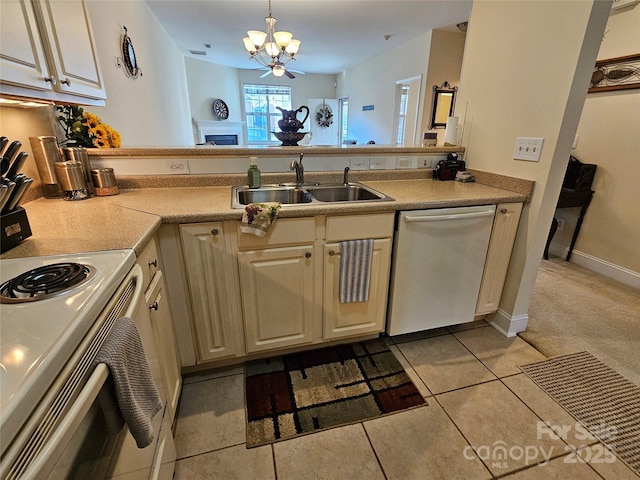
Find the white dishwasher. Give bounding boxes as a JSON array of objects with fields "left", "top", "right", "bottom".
[{"left": 387, "top": 205, "right": 496, "bottom": 335}]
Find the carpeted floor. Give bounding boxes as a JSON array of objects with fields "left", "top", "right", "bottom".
[
  {"left": 520, "top": 257, "right": 640, "bottom": 387},
  {"left": 244, "top": 338, "right": 426, "bottom": 447}
]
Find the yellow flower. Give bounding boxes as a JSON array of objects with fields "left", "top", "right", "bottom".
[
  {"left": 108, "top": 127, "right": 121, "bottom": 148},
  {"left": 92, "top": 136, "right": 110, "bottom": 148},
  {"left": 83, "top": 112, "right": 100, "bottom": 129},
  {"left": 90, "top": 125, "right": 108, "bottom": 140}
]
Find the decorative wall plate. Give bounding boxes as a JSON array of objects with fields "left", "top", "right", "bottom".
[
  {"left": 120, "top": 26, "right": 141, "bottom": 79},
  {"left": 213, "top": 98, "right": 229, "bottom": 119},
  {"left": 315, "top": 103, "right": 333, "bottom": 128}
]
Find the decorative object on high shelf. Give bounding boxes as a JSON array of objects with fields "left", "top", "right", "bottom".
[
  {"left": 589, "top": 54, "right": 640, "bottom": 93},
  {"left": 55, "top": 106, "right": 121, "bottom": 148},
  {"left": 212, "top": 98, "right": 229, "bottom": 120},
  {"left": 116, "top": 26, "right": 142, "bottom": 79},
  {"left": 272, "top": 105, "right": 309, "bottom": 146},
  {"left": 242, "top": 0, "right": 301, "bottom": 79},
  {"left": 315, "top": 101, "right": 334, "bottom": 128}
]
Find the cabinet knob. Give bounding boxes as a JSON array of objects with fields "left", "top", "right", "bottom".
[
  {"left": 328, "top": 250, "right": 336, "bottom": 256},
  {"left": 60, "top": 78, "right": 71, "bottom": 86},
  {"left": 44, "top": 76, "right": 57, "bottom": 85},
  {"left": 148, "top": 259, "right": 158, "bottom": 268},
  {"left": 149, "top": 302, "right": 159, "bottom": 311},
  {"left": 305, "top": 252, "right": 312, "bottom": 258},
  {"left": 500, "top": 208, "right": 508, "bottom": 214},
  {"left": 211, "top": 228, "right": 219, "bottom": 236}
]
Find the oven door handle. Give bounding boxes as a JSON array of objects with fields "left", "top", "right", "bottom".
[
  {"left": 123, "top": 263, "right": 144, "bottom": 319},
  {"left": 22, "top": 364, "right": 110, "bottom": 480}
]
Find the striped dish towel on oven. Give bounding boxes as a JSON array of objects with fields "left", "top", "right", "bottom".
[{"left": 339, "top": 239, "right": 374, "bottom": 303}]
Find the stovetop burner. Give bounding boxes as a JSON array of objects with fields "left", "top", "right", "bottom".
[{"left": 0, "top": 262, "right": 95, "bottom": 303}]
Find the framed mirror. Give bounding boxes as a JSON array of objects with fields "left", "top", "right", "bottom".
[{"left": 429, "top": 82, "right": 458, "bottom": 129}]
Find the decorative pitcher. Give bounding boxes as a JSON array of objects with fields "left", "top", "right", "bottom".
[{"left": 276, "top": 105, "right": 309, "bottom": 132}]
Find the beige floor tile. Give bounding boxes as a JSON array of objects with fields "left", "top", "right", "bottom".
[
  {"left": 364, "top": 404, "right": 491, "bottom": 480},
  {"left": 387, "top": 344, "right": 432, "bottom": 397},
  {"left": 500, "top": 453, "right": 602, "bottom": 479},
  {"left": 182, "top": 365, "right": 244, "bottom": 384},
  {"left": 390, "top": 327, "right": 449, "bottom": 344},
  {"left": 437, "top": 381, "right": 568, "bottom": 476},
  {"left": 273, "top": 423, "right": 385, "bottom": 480},
  {"left": 576, "top": 444, "right": 640, "bottom": 480},
  {"left": 174, "top": 444, "right": 274, "bottom": 480},
  {"left": 395, "top": 335, "right": 496, "bottom": 394},
  {"left": 446, "top": 320, "right": 490, "bottom": 333},
  {"left": 453, "top": 326, "right": 546, "bottom": 377},
  {"left": 502, "top": 374, "right": 599, "bottom": 447},
  {"left": 174, "top": 373, "right": 246, "bottom": 458}
]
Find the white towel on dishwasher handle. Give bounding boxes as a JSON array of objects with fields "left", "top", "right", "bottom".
[
  {"left": 92, "top": 316, "right": 163, "bottom": 449},
  {"left": 339, "top": 239, "right": 374, "bottom": 303}
]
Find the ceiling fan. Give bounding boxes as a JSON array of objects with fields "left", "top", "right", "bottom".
[{"left": 258, "top": 61, "right": 306, "bottom": 79}]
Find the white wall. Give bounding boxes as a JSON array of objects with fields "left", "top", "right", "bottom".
[
  {"left": 185, "top": 57, "right": 242, "bottom": 123},
  {"left": 552, "top": 6, "right": 640, "bottom": 273},
  {"left": 337, "top": 32, "right": 432, "bottom": 145},
  {"left": 86, "top": 0, "right": 193, "bottom": 146},
  {"left": 456, "top": 0, "right": 611, "bottom": 335}
]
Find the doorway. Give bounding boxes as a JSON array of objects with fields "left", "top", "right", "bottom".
[{"left": 394, "top": 75, "right": 423, "bottom": 146}]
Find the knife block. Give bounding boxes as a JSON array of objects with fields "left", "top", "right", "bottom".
[{"left": 1, "top": 207, "right": 32, "bottom": 253}]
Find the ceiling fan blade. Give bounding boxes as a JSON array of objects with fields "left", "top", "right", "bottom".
[
  {"left": 288, "top": 68, "right": 306, "bottom": 75},
  {"left": 259, "top": 70, "right": 272, "bottom": 78},
  {"left": 285, "top": 70, "right": 295, "bottom": 79}
]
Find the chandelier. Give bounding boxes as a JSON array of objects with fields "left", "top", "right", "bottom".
[{"left": 242, "top": 0, "right": 300, "bottom": 77}]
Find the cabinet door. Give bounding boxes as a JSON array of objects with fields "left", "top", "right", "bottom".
[
  {"left": 476, "top": 203, "right": 523, "bottom": 315},
  {"left": 180, "top": 223, "right": 238, "bottom": 361},
  {"left": 238, "top": 245, "right": 315, "bottom": 353},
  {"left": 147, "top": 271, "right": 182, "bottom": 425},
  {"left": 0, "top": 0, "right": 52, "bottom": 91},
  {"left": 323, "top": 238, "right": 392, "bottom": 339},
  {"left": 33, "top": 0, "right": 106, "bottom": 99}
]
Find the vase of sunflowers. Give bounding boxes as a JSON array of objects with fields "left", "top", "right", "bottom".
[{"left": 55, "top": 105, "right": 121, "bottom": 148}]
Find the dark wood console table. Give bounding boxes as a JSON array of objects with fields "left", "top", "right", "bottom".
[{"left": 544, "top": 187, "right": 594, "bottom": 261}]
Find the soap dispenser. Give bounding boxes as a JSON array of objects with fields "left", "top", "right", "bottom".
[{"left": 247, "top": 156, "right": 261, "bottom": 188}]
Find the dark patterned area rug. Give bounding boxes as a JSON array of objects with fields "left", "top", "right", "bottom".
[
  {"left": 245, "top": 338, "right": 426, "bottom": 447},
  {"left": 520, "top": 351, "right": 640, "bottom": 476}
]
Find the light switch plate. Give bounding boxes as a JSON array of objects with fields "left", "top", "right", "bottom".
[{"left": 514, "top": 137, "right": 544, "bottom": 161}]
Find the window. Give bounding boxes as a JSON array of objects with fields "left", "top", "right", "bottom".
[
  {"left": 243, "top": 84, "right": 292, "bottom": 144},
  {"left": 396, "top": 85, "right": 409, "bottom": 145},
  {"left": 339, "top": 97, "right": 349, "bottom": 143}
]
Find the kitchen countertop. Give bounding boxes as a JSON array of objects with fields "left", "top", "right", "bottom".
[{"left": 1, "top": 177, "right": 528, "bottom": 259}]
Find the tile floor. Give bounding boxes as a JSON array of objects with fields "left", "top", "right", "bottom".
[{"left": 172, "top": 322, "right": 639, "bottom": 480}]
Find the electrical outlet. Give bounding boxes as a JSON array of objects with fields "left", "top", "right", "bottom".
[
  {"left": 417, "top": 157, "right": 430, "bottom": 169},
  {"left": 350, "top": 157, "right": 370, "bottom": 170},
  {"left": 514, "top": 137, "right": 544, "bottom": 161},
  {"left": 369, "top": 158, "right": 387, "bottom": 170},
  {"left": 167, "top": 160, "right": 189, "bottom": 174},
  {"left": 395, "top": 157, "right": 414, "bottom": 169}
]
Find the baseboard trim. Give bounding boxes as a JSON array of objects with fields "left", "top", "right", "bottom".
[
  {"left": 548, "top": 243, "right": 640, "bottom": 289},
  {"left": 488, "top": 309, "right": 529, "bottom": 337}
]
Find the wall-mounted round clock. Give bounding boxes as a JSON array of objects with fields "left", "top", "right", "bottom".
[
  {"left": 121, "top": 26, "right": 141, "bottom": 79},
  {"left": 213, "top": 99, "right": 229, "bottom": 119}
]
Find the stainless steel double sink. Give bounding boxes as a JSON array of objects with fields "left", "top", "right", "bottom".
[{"left": 232, "top": 183, "right": 394, "bottom": 208}]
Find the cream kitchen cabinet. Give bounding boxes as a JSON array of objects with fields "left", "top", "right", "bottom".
[
  {"left": 476, "top": 202, "right": 523, "bottom": 315},
  {"left": 322, "top": 213, "right": 394, "bottom": 340},
  {"left": 180, "top": 223, "right": 240, "bottom": 362},
  {"left": 139, "top": 237, "right": 182, "bottom": 425},
  {"left": 0, "top": 0, "right": 106, "bottom": 104},
  {"left": 236, "top": 217, "right": 316, "bottom": 353}
]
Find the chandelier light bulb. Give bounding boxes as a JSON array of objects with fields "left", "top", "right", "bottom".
[
  {"left": 285, "top": 39, "right": 300, "bottom": 55},
  {"left": 265, "top": 42, "right": 280, "bottom": 57},
  {"left": 272, "top": 64, "right": 286, "bottom": 77},
  {"left": 273, "top": 31, "right": 292, "bottom": 47},
  {"left": 247, "top": 30, "right": 267, "bottom": 48},
  {"left": 243, "top": 37, "right": 256, "bottom": 53}
]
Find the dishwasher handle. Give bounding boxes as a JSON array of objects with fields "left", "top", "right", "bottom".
[{"left": 404, "top": 210, "right": 495, "bottom": 223}]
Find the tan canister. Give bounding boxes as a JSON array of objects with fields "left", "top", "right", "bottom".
[{"left": 90, "top": 168, "right": 119, "bottom": 196}]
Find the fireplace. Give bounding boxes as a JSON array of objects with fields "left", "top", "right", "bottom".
[{"left": 194, "top": 120, "right": 245, "bottom": 146}]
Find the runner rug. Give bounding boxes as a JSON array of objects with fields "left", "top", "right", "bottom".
[
  {"left": 244, "top": 338, "right": 426, "bottom": 447},
  {"left": 520, "top": 351, "right": 640, "bottom": 476}
]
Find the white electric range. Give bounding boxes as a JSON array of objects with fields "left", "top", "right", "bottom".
[{"left": 0, "top": 249, "right": 136, "bottom": 457}]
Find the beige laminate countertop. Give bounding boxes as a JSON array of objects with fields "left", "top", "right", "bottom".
[{"left": 2, "top": 177, "right": 527, "bottom": 259}]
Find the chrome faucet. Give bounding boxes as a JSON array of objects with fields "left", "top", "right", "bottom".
[
  {"left": 343, "top": 166, "right": 350, "bottom": 185},
  {"left": 290, "top": 152, "right": 304, "bottom": 187}
]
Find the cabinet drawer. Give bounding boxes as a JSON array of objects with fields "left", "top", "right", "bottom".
[
  {"left": 138, "top": 237, "right": 161, "bottom": 292},
  {"left": 325, "top": 213, "right": 394, "bottom": 242},
  {"left": 237, "top": 217, "right": 315, "bottom": 250}
]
